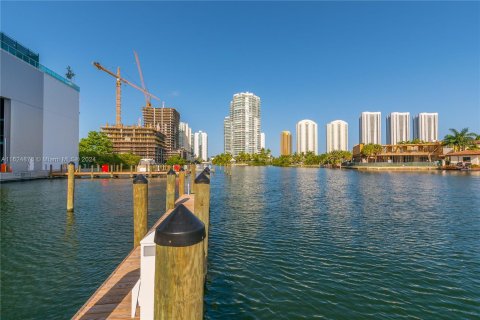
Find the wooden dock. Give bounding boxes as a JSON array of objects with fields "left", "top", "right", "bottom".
[
  {"left": 72, "top": 194, "right": 195, "bottom": 320},
  {"left": 51, "top": 171, "right": 168, "bottom": 179}
]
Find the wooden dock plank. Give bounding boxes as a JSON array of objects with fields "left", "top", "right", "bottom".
[{"left": 72, "top": 194, "right": 194, "bottom": 320}]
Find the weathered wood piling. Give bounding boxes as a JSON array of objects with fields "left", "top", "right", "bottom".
[
  {"left": 67, "top": 162, "right": 75, "bottom": 212},
  {"left": 179, "top": 168, "right": 185, "bottom": 197},
  {"left": 154, "top": 204, "right": 206, "bottom": 320},
  {"left": 133, "top": 174, "right": 148, "bottom": 247},
  {"left": 190, "top": 164, "right": 196, "bottom": 194},
  {"left": 166, "top": 168, "right": 176, "bottom": 211},
  {"left": 194, "top": 169, "right": 211, "bottom": 258}
]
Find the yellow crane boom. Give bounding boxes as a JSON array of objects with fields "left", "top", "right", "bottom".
[
  {"left": 133, "top": 51, "right": 151, "bottom": 107},
  {"left": 93, "top": 62, "right": 161, "bottom": 126}
]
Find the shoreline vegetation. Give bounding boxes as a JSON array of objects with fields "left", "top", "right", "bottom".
[
  {"left": 212, "top": 149, "right": 353, "bottom": 168},
  {"left": 78, "top": 127, "right": 479, "bottom": 170},
  {"left": 212, "top": 128, "right": 479, "bottom": 170}
]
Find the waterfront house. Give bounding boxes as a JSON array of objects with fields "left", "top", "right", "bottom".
[
  {"left": 352, "top": 142, "right": 444, "bottom": 164},
  {"left": 446, "top": 150, "right": 480, "bottom": 166}
]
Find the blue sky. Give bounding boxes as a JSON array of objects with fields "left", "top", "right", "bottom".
[{"left": 2, "top": 1, "right": 479, "bottom": 156}]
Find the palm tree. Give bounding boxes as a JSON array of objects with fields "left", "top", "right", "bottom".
[
  {"left": 443, "top": 128, "right": 477, "bottom": 151},
  {"left": 361, "top": 144, "right": 383, "bottom": 162},
  {"left": 291, "top": 152, "right": 302, "bottom": 165}
]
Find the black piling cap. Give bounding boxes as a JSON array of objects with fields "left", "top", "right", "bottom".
[
  {"left": 167, "top": 168, "right": 176, "bottom": 175},
  {"left": 180, "top": 167, "right": 185, "bottom": 172},
  {"left": 154, "top": 204, "right": 205, "bottom": 247},
  {"left": 194, "top": 171, "right": 210, "bottom": 184},
  {"left": 68, "top": 161, "right": 75, "bottom": 166},
  {"left": 133, "top": 174, "right": 148, "bottom": 184}
]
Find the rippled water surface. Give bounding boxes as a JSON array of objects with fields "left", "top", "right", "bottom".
[{"left": 1, "top": 168, "right": 480, "bottom": 319}]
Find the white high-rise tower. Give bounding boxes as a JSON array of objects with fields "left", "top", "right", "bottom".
[
  {"left": 223, "top": 92, "right": 261, "bottom": 156},
  {"left": 296, "top": 119, "right": 318, "bottom": 154},
  {"left": 224, "top": 116, "right": 232, "bottom": 154},
  {"left": 326, "top": 120, "right": 348, "bottom": 152},
  {"left": 386, "top": 112, "right": 410, "bottom": 145},
  {"left": 179, "top": 122, "right": 193, "bottom": 157},
  {"left": 413, "top": 113, "right": 438, "bottom": 142},
  {"left": 359, "top": 112, "right": 381, "bottom": 144},
  {"left": 194, "top": 131, "right": 208, "bottom": 161}
]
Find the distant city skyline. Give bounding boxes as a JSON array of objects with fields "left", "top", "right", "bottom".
[{"left": 3, "top": 2, "right": 478, "bottom": 156}]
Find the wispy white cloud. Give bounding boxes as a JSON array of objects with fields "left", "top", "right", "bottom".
[{"left": 170, "top": 90, "right": 180, "bottom": 97}]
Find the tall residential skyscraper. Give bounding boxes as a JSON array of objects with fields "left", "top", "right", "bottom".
[
  {"left": 413, "top": 113, "right": 439, "bottom": 142},
  {"left": 223, "top": 92, "right": 261, "bottom": 156},
  {"left": 326, "top": 120, "right": 348, "bottom": 153},
  {"left": 179, "top": 122, "right": 193, "bottom": 158},
  {"left": 224, "top": 116, "right": 232, "bottom": 154},
  {"left": 386, "top": 112, "right": 410, "bottom": 145},
  {"left": 260, "top": 132, "right": 265, "bottom": 150},
  {"left": 359, "top": 112, "right": 381, "bottom": 144},
  {"left": 194, "top": 131, "right": 208, "bottom": 161},
  {"left": 296, "top": 120, "right": 318, "bottom": 154},
  {"left": 280, "top": 131, "right": 292, "bottom": 156}
]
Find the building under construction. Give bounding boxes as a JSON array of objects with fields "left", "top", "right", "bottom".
[
  {"left": 143, "top": 106, "right": 180, "bottom": 159},
  {"left": 101, "top": 124, "right": 166, "bottom": 163},
  {"left": 93, "top": 58, "right": 185, "bottom": 163}
]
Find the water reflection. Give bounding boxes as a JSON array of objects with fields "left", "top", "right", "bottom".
[
  {"left": 1, "top": 169, "right": 479, "bottom": 319},
  {"left": 66, "top": 211, "right": 76, "bottom": 235},
  {"left": 64, "top": 211, "right": 78, "bottom": 252},
  {"left": 207, "top": 167, "right": 480, "bottom": 320}
]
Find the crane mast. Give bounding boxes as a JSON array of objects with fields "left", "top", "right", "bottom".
[{"left": 116, "top": 67, "right": 121, "bottom": 126}]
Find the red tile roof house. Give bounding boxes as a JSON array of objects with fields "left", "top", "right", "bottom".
[{"left": 446, "top": 150, "right": 480, "bottom": 166}]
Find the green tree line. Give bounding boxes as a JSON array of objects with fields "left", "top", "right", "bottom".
[
  {"left": 79, "top": 131, "right": 141, "bottom": 166},
  {"left": 212, "top": 150, "right": 352, "bottom": 167}
]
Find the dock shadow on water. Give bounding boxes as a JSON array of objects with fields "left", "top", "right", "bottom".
[{"left": 1, "top": 168, "right": 480, "bottom": 319}]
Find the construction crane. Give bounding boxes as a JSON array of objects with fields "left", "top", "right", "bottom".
[
  {"left": 93, "top": 62, "right": 161, "bottom": 127},
  {"left": 133, "top": 50, "right": 152, "bottom": 108}
]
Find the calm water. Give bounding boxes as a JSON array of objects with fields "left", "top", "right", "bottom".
[{"left": 1, "top": 167, "right": 479, "bottom": 319}]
